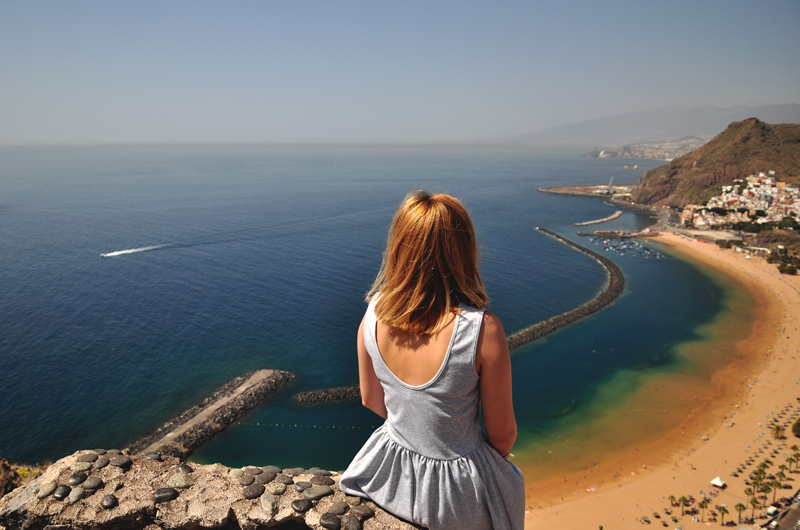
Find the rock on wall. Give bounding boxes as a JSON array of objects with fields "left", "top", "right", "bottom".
[{"left": 0, "top": 450, "right": 418, "bottom": 530}]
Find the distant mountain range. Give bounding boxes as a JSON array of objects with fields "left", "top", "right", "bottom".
[{"left": 486, "top": 104, "right": 800, "bottom": 147}]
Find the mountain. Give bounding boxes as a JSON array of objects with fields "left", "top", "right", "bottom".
[
  {"left": 486, "top": 104, "right": 800, "bottom": 147},
  {"left": 632, "top": 118, "right": 800, "bottom": 207}
]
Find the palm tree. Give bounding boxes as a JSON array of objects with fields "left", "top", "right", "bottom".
[
  {"left": 771, "top": 424, "right": 785, "bottom": 439},
  {"left": 698, "top": 500, "right": 708, "bottom": 522},
  {"left": 750, "top": 497, "right": 760, "bottom": 519},
  {"left": 760, "top": 483, "right": 772, "bottom": 507},
  {"left": 734, "top": 503, "right": 746, "bottom": 524},
  {"left": 787, "top": 455, "right": 796, "bottom": 471},
  {"left": 678, "top": 495, "right": 689, "bottom": 515},
  {"left": 718, "top": 505, "right": 729, "bottom": 526},
  {"left": 770, "top": 479, "right": 782, "bottom": 504},
  {"left": 668, "top": 494, "right": 676, "bottom": 507}
]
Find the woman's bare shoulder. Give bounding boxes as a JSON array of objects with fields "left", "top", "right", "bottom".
[{"left": 480, "top": 311, "right": 506, "bottom": 339}]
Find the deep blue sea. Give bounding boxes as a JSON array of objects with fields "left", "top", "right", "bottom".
[{"left": 0, "top": 145, "right": 726, "bottom": 470}]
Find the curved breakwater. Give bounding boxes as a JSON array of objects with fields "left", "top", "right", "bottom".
[
  {"left": 573, "top": 210, "right": 623, "bottom": 226},
  {"left": 506, "top": 227, "right": 625, "bottom": 351}
]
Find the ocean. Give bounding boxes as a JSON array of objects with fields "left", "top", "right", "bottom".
[{"left": 0, "top": 145, "right": 733, "bottom": 473}]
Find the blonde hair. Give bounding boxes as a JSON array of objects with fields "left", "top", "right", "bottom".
[{"left": 368, "top": 191, "right": 488, "bottom": 334}]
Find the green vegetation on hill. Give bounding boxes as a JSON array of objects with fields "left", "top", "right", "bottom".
[{"left": 632, "top": 118, "right": 800, "bottom": 207}]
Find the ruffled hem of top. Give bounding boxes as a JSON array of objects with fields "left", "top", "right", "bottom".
[{"left": 339, "top": 424, "right": 524, "bottom": 530}]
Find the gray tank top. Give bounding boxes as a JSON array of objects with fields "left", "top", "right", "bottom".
[{"left": 363, "top": 297, "right": 485, "bottom": 460}]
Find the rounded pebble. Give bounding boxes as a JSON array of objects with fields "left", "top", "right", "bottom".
[
  {"left": 94, "top": 457, "right": 110, "bottom": 469},
  {"left": 77, "top": 453, "right": 98, "bottom": 463},
  {"left": 350, "top": 505, "right": 375, "bottom": 521},
  {"left": 101, "top": 494, "right": 118, "bottom": 509},
  {"left": 91, "top": 449, "right": 107, "bottom": 455},
  {"left": 341, "top": 513, "right": 362, "bottom": 530},
  {"left": 262, "top": 465, "right": 281, "bottom": 474},
  {"left": 239, "top": 474, "right": 255, "bottom": 486},
  {"left": 106, "top": 449, "right": 121, "bottom": 455},
  {"left": 320, "top": 513, "right": 342, "bottom": 530},
  {"left": 260, "top": 492, "right": 277, "bottom": 513},
  {"left": 345, "top": 495, "right": 361, "bottom": 506},
  {"left": 243, "top": 466, "right": 262, "bottom": 475},
  {"left": 303, "top": 485, "right": 333, "bottom": 501},
  {"left": 265, "top": 482, "right": 286, "bottom": 496},
  {"left": 255, "top": 471, "right": 277, "bottom": 484},
  {"left": 154, "top": 488, "right": 179, "bottom": 503},
  {"left": 70, "top": 462, "right": 92, "bottom": 472},
  {"left": 274, "top": 474, "right": 293, "bottom": 484},
  {"left": 67, "top": 472, "right": 87, "bottom": 486},
  {"left": 146, "top": 453, "right": 162, "bottom": 461},
  {"left": 310, "top": 475, "right": 335, "bottom": 486},
  {"left": 307, "top": 467, "right": 332, "bottom": 476},
  {"left": 110, "top": 456, "right": 132, "bottom": 470},
  {"left": 36, "top": 481, "right": 57, "bottom": 499},
  {"left": 53, "top": 485, "right": 71, "bottom": 501},
  {"left": 328, "top": 501, "right": 349, "bottom": 515},
  {"left": 283, "top": 467, "right": 304, "bottom": 476},
  {"left": 83, "top": 477, "right": 104, "bottom": 490},
  {"left": 294, "top": 481, "right": 312, "bottom": 492},
  {"left": 176, "top": 463, "right": 193, "bottom": 474},
  {"left": 166, "top": 473, "right": 194, "bottom": 489},
  {"left": 291, "top": 498, "right": 313, "bottom": 513},
  {"left": 243, "top": 483, "right": 265, "bottom": 500},
  {"left": 341, "top": 513, "right": 361, "bottom": 530},
  {"left": 229, "top": 469, "right": 244, "bottom": 479},
  {"left": 68, "top": 487, "right": 85, "bottom": 504}
]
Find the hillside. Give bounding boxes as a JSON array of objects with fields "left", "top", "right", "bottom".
[{"left": 632, "top": 118, "right": 800, "bottom": 207}]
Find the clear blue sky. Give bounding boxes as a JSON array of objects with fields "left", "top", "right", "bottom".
[{"left": 2, "top": 1, "right": 798, "bottom": 144}]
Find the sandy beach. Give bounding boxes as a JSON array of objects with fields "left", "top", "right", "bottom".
[{"left": 523, "top": 231, "right": 800, "bottom": 529}]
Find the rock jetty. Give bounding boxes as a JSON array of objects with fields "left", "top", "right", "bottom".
[
  {"left": 506, "top": 228, "right": 625, "bottom": 351},
  {"left": 293, "top": 385, "right": 361, "bottom": 405},
  {"left": 0, "top": 450, "right": 416, "bottom": 530},
  {"left": 129, "top": 369, "right": 294, "bottom": 460},
  {"left": 573, "top": 210, "right": 623, "bottom": 226}
]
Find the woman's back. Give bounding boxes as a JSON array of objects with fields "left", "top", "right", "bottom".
[{"left": 339, "top": 299, "right": 524, "bottom": 529}]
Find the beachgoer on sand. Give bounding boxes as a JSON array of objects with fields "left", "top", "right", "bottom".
[{"left": 340, "top": 191, "right": 525, "bottom": 530}]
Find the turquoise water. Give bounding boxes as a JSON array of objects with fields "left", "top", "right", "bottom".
[{"left": 0, "top": 145, "right": 723, "bottom": 470}]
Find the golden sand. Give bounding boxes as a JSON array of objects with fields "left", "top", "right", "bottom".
[{"left": 523, "top": 232, "right": 800, "bottom": 529}]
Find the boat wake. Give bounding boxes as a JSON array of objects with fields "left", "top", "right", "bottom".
[{"left": 100, "top": 245, "right": 169, "bottom": 258}]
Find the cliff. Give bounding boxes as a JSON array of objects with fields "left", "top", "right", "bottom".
[
  {"left": 632, "top": 118, "right": 800, "bottom": 207},
  {"left": 0, "top": 450, "right": 416, "bottom": 530}
]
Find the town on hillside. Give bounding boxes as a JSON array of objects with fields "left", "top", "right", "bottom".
[{"left": 680, "top": 171, "right": 800, "bottom": 230}]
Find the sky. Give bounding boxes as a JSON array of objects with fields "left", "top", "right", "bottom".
[{"left": 1, "top": 1, "right": 799, "bottom": 144}]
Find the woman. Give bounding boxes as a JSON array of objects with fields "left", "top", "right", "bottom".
[{"left": 339, "top": 191, "right": 524, "bottom": 530}]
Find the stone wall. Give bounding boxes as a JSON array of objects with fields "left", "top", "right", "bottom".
[{"left": 0, "top": 450, "right": 417, "bottom": 530}]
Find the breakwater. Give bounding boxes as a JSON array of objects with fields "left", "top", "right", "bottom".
[
  {"left": 573, "top": 210, "right": 623, "bottom": 226},
  {"left": 506, "top": 228, "right": 625, "bottom": 351},
  {"left": 292, "top": 385, "right": 361, "bottom": 405},
  {"left": 128, "top": 370, "right": 294, "bottom": 459}
]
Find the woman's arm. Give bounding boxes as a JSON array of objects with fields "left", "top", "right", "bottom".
[
  {"left": 476, "top": 311, "right": 517, "bottom": 456},
  {"left": 357, "top": 316, "right": 388, "bottom": 419}
]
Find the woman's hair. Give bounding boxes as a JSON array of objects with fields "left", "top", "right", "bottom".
[{"left": 368, "top": 190, "right": 488, "bottom": 334}]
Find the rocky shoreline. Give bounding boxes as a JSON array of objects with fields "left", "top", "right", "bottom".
[
  {"left": 506, "top": 228, "right": 625, "bottom": 351},
  {"left": 0, "top": 450, "right": 415, "bottom": 530},
  {"left": 128, "top": 370, "right": 295, "bottom": 460}
]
